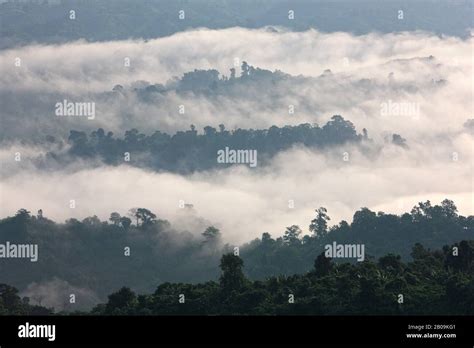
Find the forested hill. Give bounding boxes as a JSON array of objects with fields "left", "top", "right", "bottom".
[
  {"left": 64, "top": 116, "right": 364, "bottom": 172},
  {"left": 0, "top": 61, "right": 417, "bottom": 144},
  {"left": 91, "top": 240, "right": 474, "bottom": 315},
  {"left": 32, "top": 115, "right": 406, "bottom": 174},
  {"left": 0, "top": 199, "right": 471, "bottom": 306}
]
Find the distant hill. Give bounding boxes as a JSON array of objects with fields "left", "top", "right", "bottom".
[{"left": 1, "top": 0, "right": 472, "bottom": 49}]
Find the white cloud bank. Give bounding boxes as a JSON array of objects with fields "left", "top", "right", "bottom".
[
  {"left": 1, "top": 140, "right": 472, "bottom": 244},
  {"left": 0, "top": 27, "right": 472, "bottom": 139},
  {"left": 0, "top": 27, "right": 472, "bottom": 243}
]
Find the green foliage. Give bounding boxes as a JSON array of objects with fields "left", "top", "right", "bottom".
[
  {"left": 219, "top": 253, "right": 246, "bottom": 293},
  {"left": 0, "top": 284, "right": 52, "bottom": 315},
  {"left": 57, "top": 113, "right": 361, "bottom": 174},
  {"left": 0, "top": 200, "right": 471, "bottom": 305},
  {"left": 309, "top": 207, "right": 330, "bottom": 237},
  {"left": 241, "top": 200, "right": 472, "bottom": 279},
  {"left": 202, "top": 226, "right": 221, "bottom": 242},
  {"left": 104, "top": 287, "right": 138, "bottom": 315},
  {"left": 283, "top": 225, "right": 302, "bottom": 245}
]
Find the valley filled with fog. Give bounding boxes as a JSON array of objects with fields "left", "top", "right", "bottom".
[{"left": 0, "top": 0, "right": 472, "bottom": 312}]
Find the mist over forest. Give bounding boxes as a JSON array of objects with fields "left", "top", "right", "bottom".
[{"left": 1, "top": 199, "right": 472, "bottom": 311}]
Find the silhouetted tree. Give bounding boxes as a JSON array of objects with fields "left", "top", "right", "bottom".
[
  {"left": 219, "top": 254, "right": 246, "bottom": 292},
  {"left": 109, "top": 212, "right": 121, "bottom": 226},
  {"left": 283, "top": 225, "right": 302, "bottom": 245},
  {"left": 309, "top": 207, "right": 330, "bottom": 237},
  {"left": 313, "top": 252, "right": 332, "bottom": 277},
  {"left": 120, "top": 217, "right": 132, "bottom": 229}
]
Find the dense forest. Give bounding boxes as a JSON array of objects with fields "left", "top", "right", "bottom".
[
  {"left": 0, "top": 199, "right": 472, "bottom": 310},
  {"left": 33, "top": 63, "right": 375, "bottom": 169},
  {"left": 92, "top": 239, "right": 474, "bottom": 315},
  {"left": 1, "top": 0, "right": 471, "bottom": 49},
  {"left": 1, "top": 239, "right": 473, "bottom": 315},
  {"left": 36, "top": 111, "right": 407, "bottom": 173},
  {"left": 1, "top": 0, "right": 472, "bottom": 330},
  {"left": 0, "top": 60, "right": 425, "bottom": 144},
  {"left": 58, "top": 115, "right": 368, "bottom": 172}
]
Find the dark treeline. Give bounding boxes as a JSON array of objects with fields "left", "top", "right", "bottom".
[
  {"left": 28, "top": 62, "right": 408, "bottom": 172},
  {"left": 0, "top": 200, "right": 471, "bottom": 304},
  {"left": 0, "top": 284, "right": 52, "bottom": 315},
  {"left": 2, "top": 240, "right": 473, "bottom": 315},
  {"left": 134, "top": 61, "right": 293, "bottom": 95},
  {"left": 92, "top": 240, "right": 474, "bottom": 315},
  {"left": 242, "top": 200, "right": 472, "bottom": 278},
  {"left": 67, "top": 115, "right": 360, "bottom": 172},
  {"left": 41, "top": 115, "right": 399, "bottom": 173}
]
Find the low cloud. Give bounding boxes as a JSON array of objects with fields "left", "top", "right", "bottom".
[
  {"left": 0, "top": 28, "right": 471, "bottom": 142},
  {"left": 20, "top": 278, "right": 101, "bottom": 312}
]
